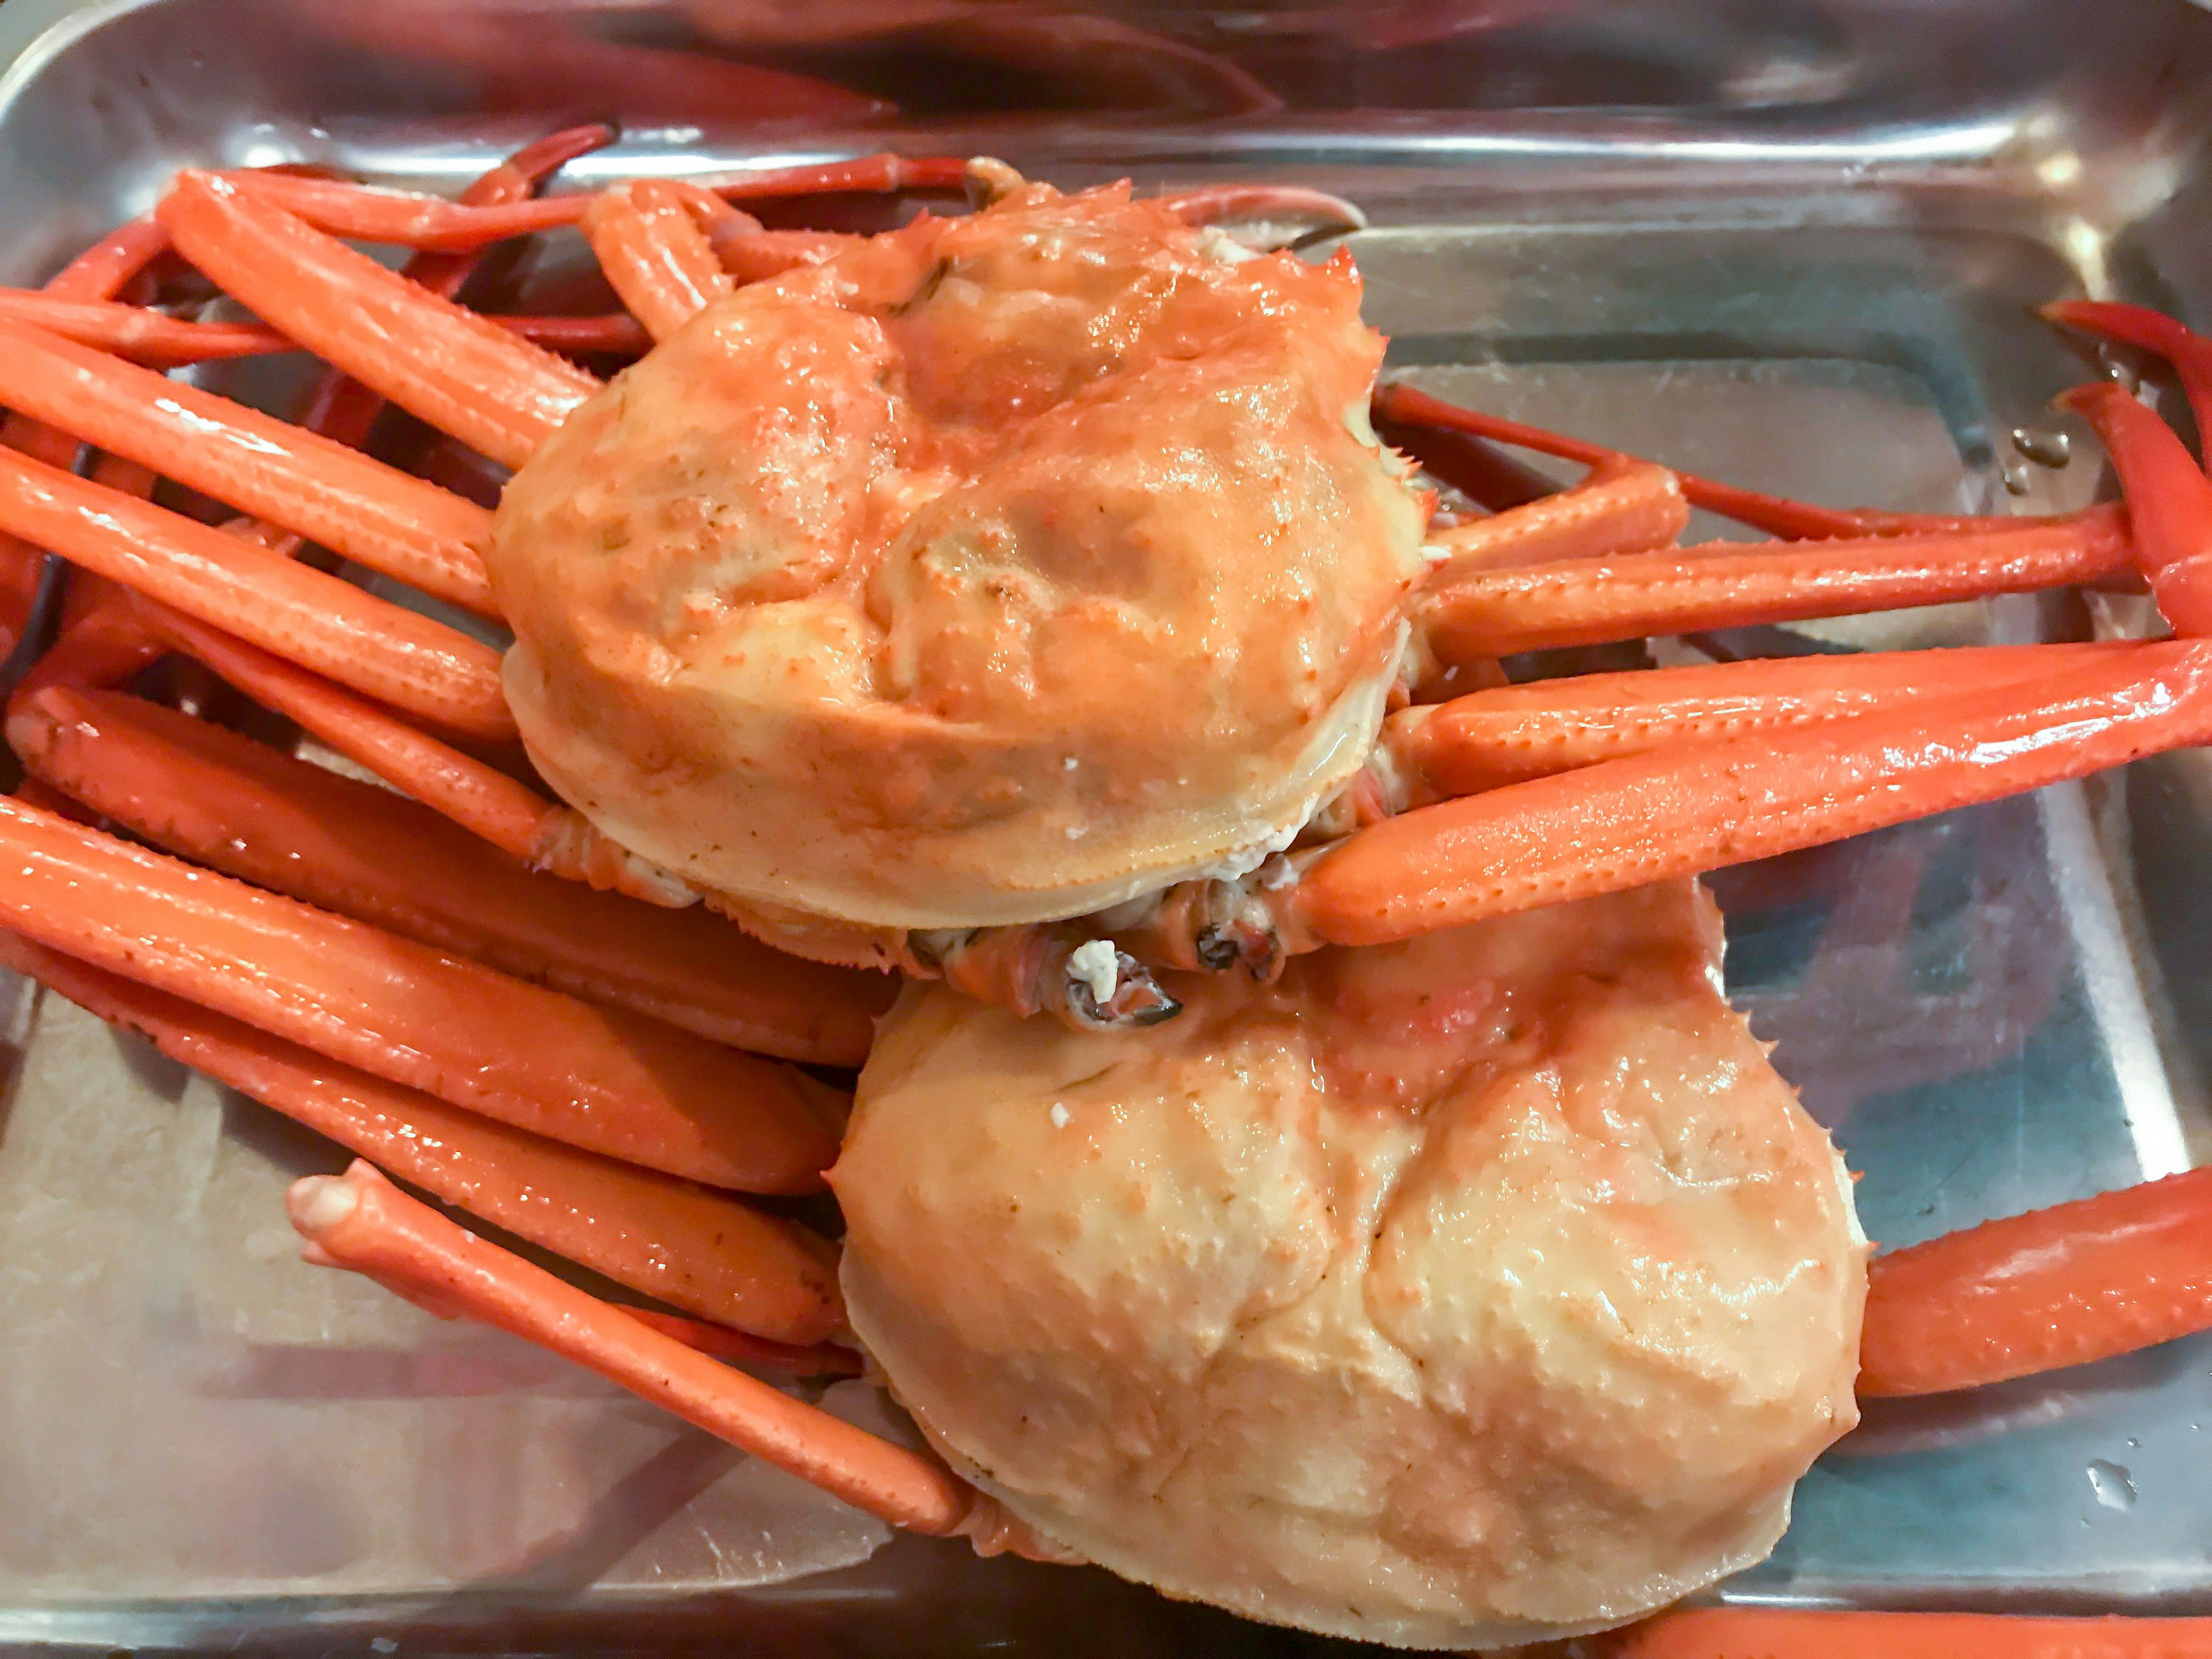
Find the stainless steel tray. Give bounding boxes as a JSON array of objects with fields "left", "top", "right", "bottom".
[{"left": 3, "top": 0, "right": 2211, "bottom": 1651}]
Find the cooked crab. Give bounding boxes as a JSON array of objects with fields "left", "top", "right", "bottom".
[{"left": 0, "top": 134, "right": 2207, "bottom": 1653}]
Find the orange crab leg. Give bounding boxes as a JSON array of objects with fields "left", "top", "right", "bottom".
[
  {"left": 582, "top": 180, "right": 735, "bottom": 341},
  {"left": 1612, "top": 1609, "right": 2212, "bottom": 1657},
  {"left": 9, "top": 685, "right": 891, "bottom": 1065},
  {"left": 1, "top": 213, "right": 175, "bottom": 650},
  {"left": 211, "top": 154, "right": 969, "bottom": 252},
  {"left": 1857, "top": 1166, "right": 2212, "bottom": 1396},
  {"left": 292, "top": 1160, "right": 982, "bottom": 1533},
  {"left": 0, "top": 929, "right": 844, "bottom": 1344},
  {"left": 1419, "top": 507, "right": 2134, "bottom": 662},
  {"left": 710, "top": 228, "right": 853, "bottom": 284},
  {"left": 1376, "top": 381, "right": 2068, "bottom": 541},
  {"left": 628, "top": 1309, "right": 863, "bottom": 1378},
  {"left": 137, "top": 602, "right": 556, "bottom": 853},
  {"left": 45, "top": 214, "right": 172, "bottom": 301},
  {"left": 25, "top": 130, "right": 618, "bottom": 692},
  {"left": 0, "top": 795, "right": 842, "bottom": 1191},
  {"left": 2056, "top": 381, "right": 2212, "bottom": 635},
  {"left": 1291, "top": 639, "right": 2212, "bottom": 946},
  {"left": 0, "top": 319, "right": 497, "bottom": 613},
  {"left": 0, "top": 290, "right": 635, "bottom": 368},
  {"left": 2043, "top": 300, "right": 2212, "bottom": 451},
  {"left": 1426, "top": 457, "right": 1689, "bottom": 570},
  {"left": 159, "top": 171, "right": 598, "bottom": 469},
  {"left": 389, "top": 123, "right": 616, "bottom": 302},
  {"left": 0, "top": 444, "right": 514, "bottom": 738},
  {"left": 130, "top": 601, "right": 698, "bottom": 907},
  {"left": 0, "top": 291, "right": 289, "bottom": 366},
  {"left": 1389, "top": 642, "right": 2130, "bottom": 795}
]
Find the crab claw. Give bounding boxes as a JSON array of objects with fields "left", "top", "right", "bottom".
[{"left": 2056, "top": 380, "right": 2212, "bottom": 635}]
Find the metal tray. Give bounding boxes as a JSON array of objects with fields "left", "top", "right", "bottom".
[{"left": 2, "top": 0, "right": 2211, "bottom": 1651}]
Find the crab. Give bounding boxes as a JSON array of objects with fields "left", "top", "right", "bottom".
[{"left": 0, "top": 130, "right": 2208, "bottom": 1650}]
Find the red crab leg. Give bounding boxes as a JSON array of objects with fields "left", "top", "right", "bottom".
[
  {"left": 1857, "top": 1166, "right": 2212, "bottom": 1396},
  {"left": 1, "top": 213, "right": 173, "bottom": 649},
  {"left": 393, "top": 124, "right": 615, "bottom": 299},
  {"left": 290, "top": 1160, "right": 982, "bottom": 1536},
  {"left": 0, "top": 444, "right": 514, "bottom": 739},
  {"left": 132, "top": 601, "right": 698, "bottom": 906},
  {"left": 1426, "top": 457, "right": 1688, "bottom": 570},
  {"left": 0, "top": 795, "right": 843, "bottom": 1191},
  {"left": 211, "top": 154, "right": 970, "bottom": 252},
  {"left": 1419, "top": 507, "right": 2134, "bottom": 662},
  {"left": 5, "top": 456, "right": 163, "bottom": 699},
  {"left": 293, "top": 122, "right": 617, "bottom": 464},
  {"left": 0, "top": 929, "right": 844, "bottom": 1344},
  {"left": 1389, "top": 642, "right": 2129, "bottom": 795},
  {"left": 28, "top": 130, "right": 615, "bottom": 694},
  {"left": 1612, "top": 1609, "right": 2212, "bottom": 1657},
  {"left": 1376, "top": 381, "right": 2066, "bottom": 541},
  {"left": 0, "top": 291, "right": 287, "bottom": 366},
  {"left": 2043, "top": 300, "right": 2212, "bottom": 452},
  {"left": 0, "top": 290, "right": 639, "bottom": 368},
  {"left": 2056, "top": 381, "right": 2212, "bottom": 635},
  {"left": 711, "top": 228, "right": 853, "bottom": 284},
  {"left": 582, "top": 180, "right": 734, "bottom": 341},
  {"left": 628, "top": 1309, "right": 863, "bottom": 1378},
  {"left": 158, "top": 171, "right": 599, "bottom": 469},
  {"left": 9, "top": 685, "right": 891, "bottom": 1065},
  {"left": 0, "top": 319, "right": 497, "bottom": 613},
  {"left": 1289, "top": 639, "right": 2212, "bottom": 946},
  {"left": 46, "top": 214, "right": 172, "bottom": 301}
]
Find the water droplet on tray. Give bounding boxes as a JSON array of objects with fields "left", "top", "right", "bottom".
[
  {"left": 2099, "top": 346, "right": 2143, "bottom": 392},
  {"left": 2002, "top": 460, "right": 2035, "bottom": 497},
  {"left": 2011, "top": 425, "right": 2072, "bottom": 468},
  {"left": 2086, "top": 1459, "right": 2137, "bottom": 1510}
]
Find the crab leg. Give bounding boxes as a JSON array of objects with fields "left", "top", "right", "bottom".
[
  {"left": 1418, "top": 508, "right": 2134, "bottom": 662},
  {"left": 0, "top": 293, "right": 287, "bottom": 366},
  {"left": 0, "top": 444, "right": 514, "bottom": 738},
  {"left": 210, "top": 154, "right": 969, "bottom": 252},
  {"left": 132, "top": 601, "right": 699, "bottom": 907},
  {"left": 2057, "top": 381, "right": 2212, "bottom": 635},
  {"left": 1611, "top": 1609, "right": 2212, "bottom": 1657},
  {"left": 0, "top": 795, "right": 842, "bottom": 1190},
  {"left": 0, "top": 929, "right": 844, "bottom": 1344},
  {"left": 1857, "top": 1166, "right": 2212, "bottom": 1396},
  {"left": 1426, "top": 457, "right": 1689, "bottom": 570},
  {"left": 0, "top": 319, "right": 497, "bottom": 613},
  {"left": 9, "top": 685, "right": 890, "bottom": 1065},
  {"left": 1389, "top": 642, "right": 2129, "bottom": 796},
  {"left": 0, "top": 291, "right": 642, "bottom": 368},
  {"left": 45, "top": 214, "right": 172, "bottom": 301},
  {"left": 23, "top": 128, "right": 617, "bottom": 692},
  {"left": 1376, "top": 381, "right": 2080, "bottom": 541},
  {"left": 385, "top": 123, "right": 616, "bottom": 306},
  {"left": 290, "top": 1160, "right": 986, "bottom": 1536},
  {"left": 158, "top": 171, "right": 598, "bottom": 469},
  {"left": 582, "top": 180, "right": 735, "bottom": 341},
  {"left": 711, "top": 229, "right": 854, "bottom": 284},
  {"left": 2043, "top": 300, "right": 2212, "bottom": 449},
  {"left": 1287, "top": 639, "right": 2212, "bottom": 948},
  {"left": 1, "top": 213, "right": 175, "bottom": 651}
]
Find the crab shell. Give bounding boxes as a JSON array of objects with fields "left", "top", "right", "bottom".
[
  {"left": 833, "top": 880, "right": 1869, "bottom": 1649},
  {"left": 486, "top": 179, "right": 1429, "bottom": 963}
]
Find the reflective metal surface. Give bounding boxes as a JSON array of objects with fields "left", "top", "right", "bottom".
[{"left": 2, "top": 0, "right": 2211, "bottom": 1651}]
